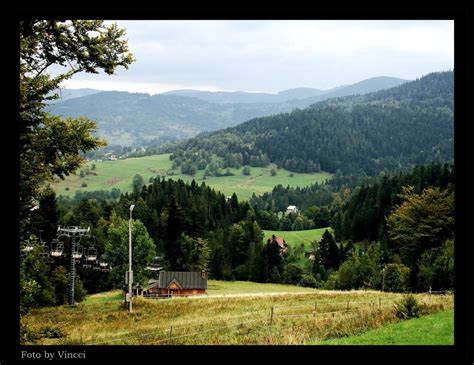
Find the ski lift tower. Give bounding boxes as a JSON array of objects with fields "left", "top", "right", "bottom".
[{"left": 57, "top": 226, "right": 91, "bottom": 305}]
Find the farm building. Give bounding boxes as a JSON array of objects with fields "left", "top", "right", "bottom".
[
  {"left": 275, "top": 237, "right": 289, "bottom": 253},
  {"left": 286, "top": 205, "right": 298, "bottom": 214},
  {"left": 145, "top": 271, "right": 208, "bottom": 297}
]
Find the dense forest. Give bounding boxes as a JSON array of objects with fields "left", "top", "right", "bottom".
[
  {"left": 166, "top": 71, "right": 453, "bottom": 175},
  {"left": 21, "top": 160, "right": 454, "bottom": 314}
]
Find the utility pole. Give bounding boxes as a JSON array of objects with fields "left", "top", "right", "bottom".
[{"left": 128, "top": 204, "right": 135, "bottom": 313}]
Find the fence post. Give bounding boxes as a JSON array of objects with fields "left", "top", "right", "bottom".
[
  {"left": 313, "top": 301, "right": 317, "bottom": 317},
  {"left": 378, "top": 297, "right": 381, "bottom": 308},
  {"left": 270, "top": 306, "right": 274, "bottom": 325},
  {"left": 346, "top": 301, "right": 350, "bottom": 310},
  {"left": 169, "top": 325, "right": 173, "bottom": 344}
]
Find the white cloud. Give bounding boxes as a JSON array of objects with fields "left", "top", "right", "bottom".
[{"left": 63, "top": 20, "right": 454, "bottom": 93}]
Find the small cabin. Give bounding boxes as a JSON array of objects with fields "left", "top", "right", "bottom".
[{"left": 145, "top": 271, "right": 208, "bottom": 297}]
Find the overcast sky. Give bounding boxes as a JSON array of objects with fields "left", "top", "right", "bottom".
[{"left": 59, "top": 20, "right": 454, "bottom": 94}]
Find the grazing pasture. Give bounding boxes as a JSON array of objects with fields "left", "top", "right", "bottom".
[{"left": 51, "top": 154, "right": 332, "bottom": 201}]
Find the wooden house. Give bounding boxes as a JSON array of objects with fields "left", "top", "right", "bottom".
[{"left": 145, "top": 271, "right": 208, "bottom": 297}]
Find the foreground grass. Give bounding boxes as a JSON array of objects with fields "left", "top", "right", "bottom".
[
  {"left": 317, "top": 309, "right": 454, "bottom": 345},
  {"left": 52, "top": 154, "right": 332, "bottom": 201},
  {"left": 22, "top": 282, "right": 453, "bottom": 345}
]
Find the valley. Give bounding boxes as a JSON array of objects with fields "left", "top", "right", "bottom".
[{"left": 52, "top": 153, "right": 332, "bottom": 201}]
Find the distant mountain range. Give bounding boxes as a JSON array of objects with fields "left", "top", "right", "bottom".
[
  {"left": 47, "top": 76, "right": 408, "bottom": 146},
  {"left": 162, "top": 76, "right": 407, "bottom": 104}
]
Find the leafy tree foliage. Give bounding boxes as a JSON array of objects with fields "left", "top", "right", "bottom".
[
  {"left": 105, "top": 217, "right": 156, "bottom": 289},
  {"left": 383, "top": 263, "right": 410, "bottom": 293},
  {"left": 282, "top": 263, "right": 304, "bottom": 285},
  {"left": 334, "top": 163, "right": 454, "bottom": 243},
  {"left": 132, "top": 174, "right": 145, "bottom": 192},
  {"left": 19, "top": 20, "right": 133, "bottom": 315},
  {"left": 20, "top": 20, "right": 133, "bottom": 233},
  {"left": 417, "top": 239, "right": 454, "bottom": 291},
  {"left": 334, "top": 244, "right": 382, "bottom": 290},
  {"left": 177, "top": 234, "right": 211, "bottom": 272},
  {"left": 387, "top": 186, "right": 454, "bottom": 282}
]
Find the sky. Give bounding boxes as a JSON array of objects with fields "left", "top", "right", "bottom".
[{"left": 58, "top": 20, "right": 454, "bottom": 95}]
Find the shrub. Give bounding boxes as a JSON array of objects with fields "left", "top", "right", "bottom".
[
  {"left": 395, "top": 294, "right": 421, "bottom": 319},
  {"left": 81, "top": 182, "right": 87, "bottom": 187},
  {"left": 383, "top": 263, "right": 411, "bottom": 292},
  {"left": 298, "top": 274, "right": 319, "bottom": 288},
  {"left": 282, "top": 264, "right": 303, "bottom": 285},
  {"left": 39, "top": 325, "right": 65, "bottom": 339}
]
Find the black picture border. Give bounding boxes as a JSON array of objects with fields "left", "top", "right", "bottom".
[{"left": 5, "top": 6, "right": 472, "bottom": 364}]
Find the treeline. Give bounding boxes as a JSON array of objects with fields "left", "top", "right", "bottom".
[
  {"left": 23, "top": 160, "right": 455, "bottom": 313},
  {"left": 323, "top": 163, "right": 455, "bottom": 292},
  {"left": 251, "top": 171, "right": 369, "bottom": 212},
  {"left": 25, "top": 178, "right": 299, "bottom": 310},
  {"left": 333, "top": 163, "right": 454, "bottom": 242},
  {"left": 164, "top": 71, "right": 453, "bottom": 176}
]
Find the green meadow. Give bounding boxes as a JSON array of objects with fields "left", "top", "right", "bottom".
[
  {"left": 22, "top": 282, "right": 453, "bottom": 345},
  {"left": 52, "top": 154, "right": 332, "bottom": 201},
  {"left": 318, "top": 308, "right": 454, "bottom": 345},
  {"left": 263, "top": 227, "right": 334, "bottom": 250}
]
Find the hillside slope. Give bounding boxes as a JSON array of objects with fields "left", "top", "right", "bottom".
[
  {"left": 47, "top": 77, "right": 408, "bottom": 146},
  {"left": 173, "top": 71, "right": 453, "bottom": 175}
]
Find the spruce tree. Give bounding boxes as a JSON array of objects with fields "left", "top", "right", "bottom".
[{"left": 318, "top": 230, "right": 341, "bottom": 270}]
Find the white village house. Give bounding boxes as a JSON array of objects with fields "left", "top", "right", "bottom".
[{"left": 286, "top": 205, "right": 298, "bottom": 214}]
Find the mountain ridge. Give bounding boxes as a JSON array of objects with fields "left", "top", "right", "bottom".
[
  {"left": 170, "top": 71, "right": 453, "bottom": 176},
  {"left": 47, "top": 76, "right": 410, "bottom": 146}
]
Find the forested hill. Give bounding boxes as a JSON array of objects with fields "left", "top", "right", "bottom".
[
  {"left": 174, "top": 71, "right": 453, "bottom": 175},
  {"left": 46, "top": 77, "right": 407, "bottom": 147}
]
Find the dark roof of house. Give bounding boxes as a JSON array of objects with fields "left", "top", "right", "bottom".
[{"left": 157, "top": 271, "right": 208, "bottom": 290}]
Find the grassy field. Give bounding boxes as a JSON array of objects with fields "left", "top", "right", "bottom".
[
  {"left": 318, "top": 309, "right": 454, "bottom": 345},
  {"left": 51, "top": 154, "right": 332, "bottom": 201},
  {"left": 263, "top": 227, "right": 333, "bottom": 250},
  {"left": 83, "top": 280, "right": 320, "bottom": 305},
  {"left": 22, "top": 281, "right": 453, "bottom": 345}
]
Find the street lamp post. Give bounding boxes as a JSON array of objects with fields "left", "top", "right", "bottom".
[{"left": 128, "top": 204, "right": 135, "bottom": 313}]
